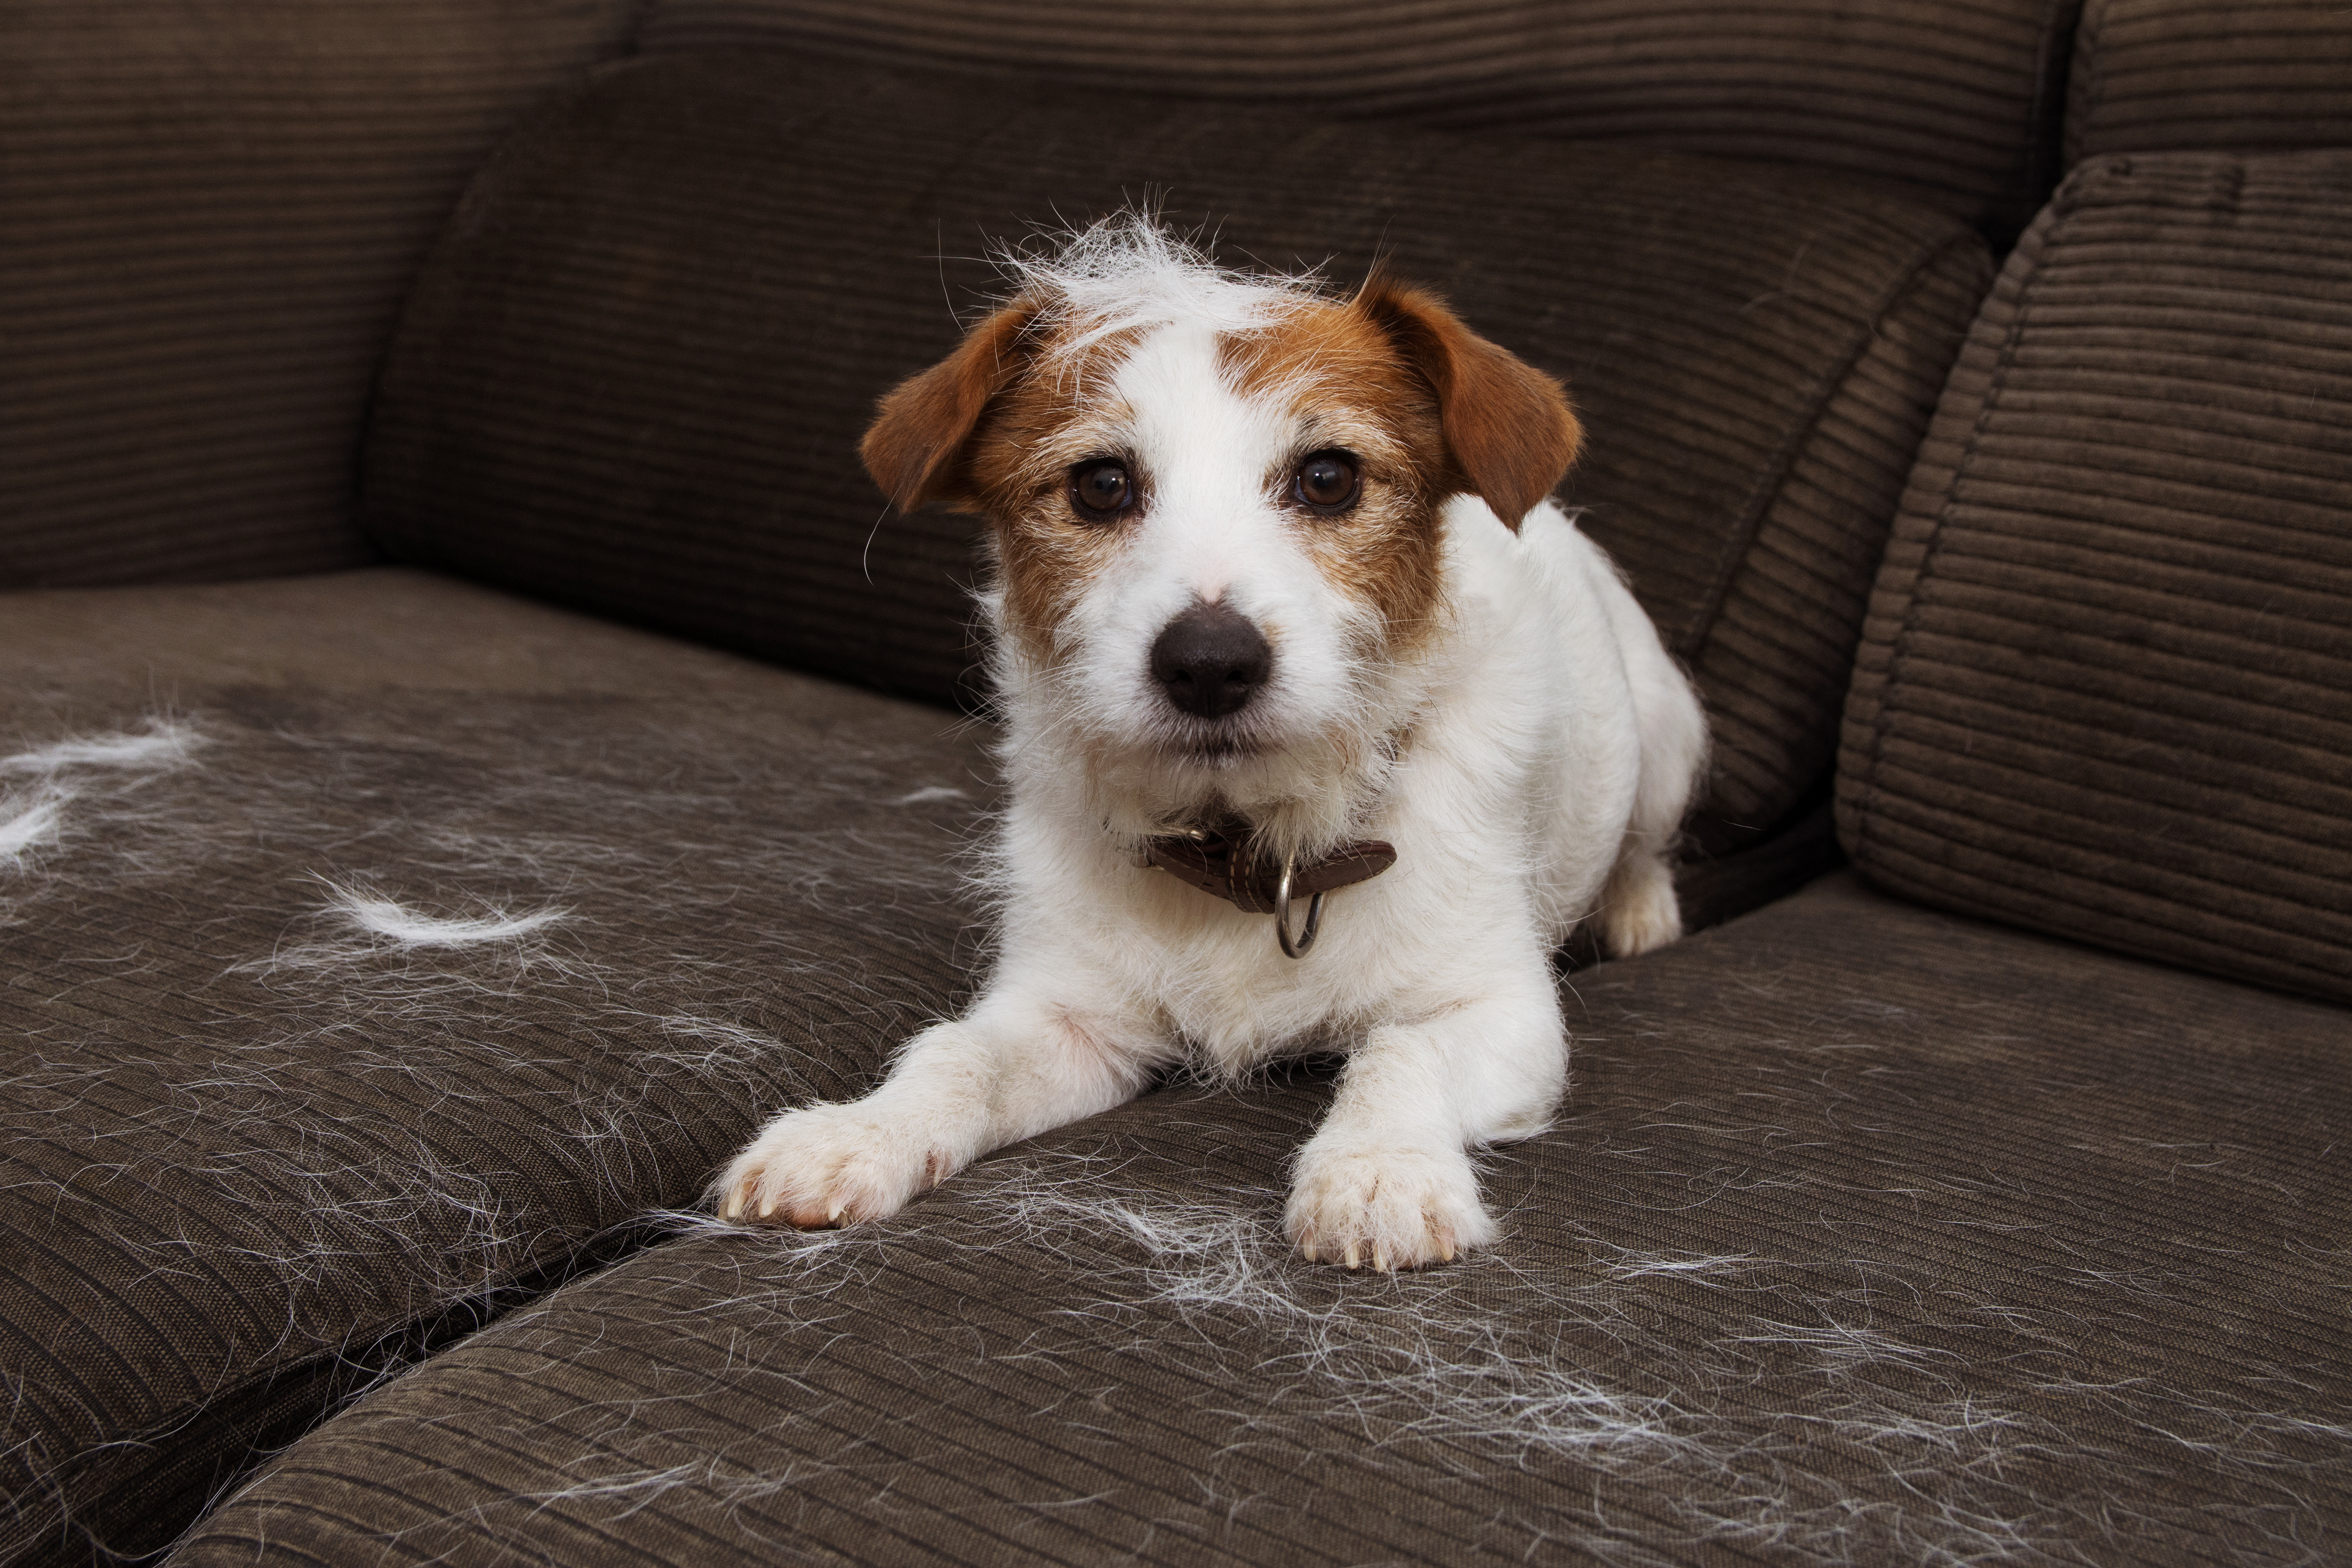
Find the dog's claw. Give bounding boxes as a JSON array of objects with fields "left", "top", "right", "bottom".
[
  {"left": 826, "top": 1202, "right": 846, "bottom": 1227},
  {"left": 722, "top": 1189, "right": 744, "bottom": 1220},
  {"left": 1343, "top": 1241, "right": 1361, "bottom": 1270},
  {"left": 1301, "top": 1238, "right": 1319, "bottom": 1263},
  {"left": 1374, "top": 1243, "right": 1391, "bottom": 1272},
  {"left": 757, "top": 1194, "right": 776, "bottom": 1219},
  {"left": 1439, "top": 1236, "right": 1456, "bottom": 1263}
]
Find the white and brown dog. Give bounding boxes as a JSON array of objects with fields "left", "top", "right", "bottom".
[{"left": 719, "top": 217, "right": 1707, "bottom": 1270}]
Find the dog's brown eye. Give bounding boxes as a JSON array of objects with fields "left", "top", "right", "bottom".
[
  {"left": 1294, "top": 451, "right": 1361, "bottom": 512},
  {"left": 1069, "top": 459, "right": 1134, "bottom": 520}
]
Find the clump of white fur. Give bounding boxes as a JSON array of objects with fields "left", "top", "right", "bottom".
[
  {"left": 321, "top": 880, "right": 569, "bottom": 948},
  {"left": 0, "top": 787, "right": 70, "bottom": 866},
  {"left": 0, "top": 720, "right": 202, "bottom": 775},
  {"left": 1, "top": 718, "right": 203, "bottom": 871}
]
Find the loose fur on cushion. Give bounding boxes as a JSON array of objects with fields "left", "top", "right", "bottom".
[{"left": 719, "top": 216, "right": 1707, "bottom": 1269}]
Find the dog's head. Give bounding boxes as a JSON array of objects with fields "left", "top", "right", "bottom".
[{"left": 861, "top": 218, "right": 1580, "bottom": 845}]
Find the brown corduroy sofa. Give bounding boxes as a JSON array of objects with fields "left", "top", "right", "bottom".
[{"left": 4, "top": 2, "right": 2348, "bottom": 1564}]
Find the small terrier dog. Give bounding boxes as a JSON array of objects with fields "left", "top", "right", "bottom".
[{"left": 720, "top": 216, "right": 1706, "bottom": 1270}]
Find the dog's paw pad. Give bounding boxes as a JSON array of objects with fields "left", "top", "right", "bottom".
[
  {"left": 716, "top": 1104, "right": 940, "bottom": 1230},
  {"left": 1284, "top": 1144, "right": 1495, "bottom": 1271}
]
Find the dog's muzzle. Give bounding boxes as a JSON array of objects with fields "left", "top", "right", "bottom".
[{"left": 1143, "top": 822, "right": 1396, "bottom": 958}]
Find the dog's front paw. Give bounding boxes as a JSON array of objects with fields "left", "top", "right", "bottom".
[
  {"left": 1284, "top": 1142, "right": 1496, "bottom": 1271},
  {"left": 717, "top": 1103, "right": 949, "bottom": 1229}
]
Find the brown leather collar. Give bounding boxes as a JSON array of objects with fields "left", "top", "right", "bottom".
[{"left": 1142, "top": 820, "right": 1397, "bottom": 916}]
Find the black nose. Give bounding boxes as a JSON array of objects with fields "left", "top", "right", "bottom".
[{"left": 1150, "top": 603, "right": 1272, "bottom": 719}]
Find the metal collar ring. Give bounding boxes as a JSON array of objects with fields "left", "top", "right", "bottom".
[{"left": 1274, "top": 852, "right": 1325, "bottom": 960}]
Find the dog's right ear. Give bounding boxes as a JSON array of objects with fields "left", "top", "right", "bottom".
[{"left": 860, "top": 301, "right": 1040, "bottom": 514}]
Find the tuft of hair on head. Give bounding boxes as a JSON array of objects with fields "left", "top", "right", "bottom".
[
  {"left": 861, "top": 209, "right": 1327, "bottom": 516},
  {"left": 997, "top": 209, "right": 1321, "bottom": 360},
  {"left": 1349, "top": 271, "right": 1582, "bottom": 531}
]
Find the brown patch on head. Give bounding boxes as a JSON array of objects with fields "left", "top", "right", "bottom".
[
  {"left": 861, "top": 301, "right": 1142, "bottom": 658},
  {"left": 962, "top": 325, "right": 1149, "bottom": 656},
  {"left": 1220, "top": 299, "right": 1457, "bottom": 659},
  {"left": 1352, "top": 273, "right": 1582, "bottom": 531}
]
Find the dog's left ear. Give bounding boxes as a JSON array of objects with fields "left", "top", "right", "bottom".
[
  {"left": 861, "top": 299, "right": 1040, "bottom": 514},
  {"left": 1353, "top": 274, "right": 1582, "bottom": 531}
]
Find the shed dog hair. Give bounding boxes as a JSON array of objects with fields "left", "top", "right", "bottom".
[{"left": 719, "top": 216, "right": 1708, "bottom": 1270}]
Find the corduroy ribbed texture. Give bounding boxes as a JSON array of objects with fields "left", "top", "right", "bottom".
[
  {"left": 1839, "top": 151, "right": 2352, "bottom": 1004},
  {"left": 639, "top": 0, "right": 2078, "bottom": 237},
  {"left": 170, "top": 873, "right": 2352, "bottom": 1566},
  {"left": 362, "top": 53, "right": 1991, "bottom": 856},
  {"left": 0, "top": 571, "right": 990, "bottom": 1568},
  {"left": 0, "top": 1, "right": 639, "bottom": 590},
  {"left": 2067, "top": 0, "right": 2352, "bottom": 167}
]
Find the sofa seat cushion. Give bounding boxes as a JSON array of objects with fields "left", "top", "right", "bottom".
[
  {"left": 0, "top": 569, "right": 991, "bottom": 1566},
  {"left": 1838, "top": 150, "right": 2352, "bottom": 1005},
  {"left": 361, "top": 51, "right": 1993, "bottom": 862},
  {"left": 169, "top": 873, "right": 2352, "bottom": 1566}
]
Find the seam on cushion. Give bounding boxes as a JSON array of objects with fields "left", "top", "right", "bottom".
[
  {"left": 1681, "top": 224, "right": 1985, "bottom": 664},
  {"left": 2020, "top": 0, "right": 2084, "bottom": 225},
  {"left": 2065, "top": 0, "right": 2111, "bottom": 171},
  {"left": 52, "top": 1211, "right": 676, "bottom": 1564},
  {"left": 1854, "top": 171, "right": 2099, "bottom": 875}
]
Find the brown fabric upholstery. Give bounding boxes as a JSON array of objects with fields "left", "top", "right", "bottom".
[
  {"left": 2067, "top": 0, "right": 2352, "bottom": 167},
  {"left": 169, "top": 873, "right": 2352, "bottom": 1565},
  {"left": 0, "top": 570, "right": 991, "bottom": 1566},
  {"left": 0, "top": 1, "right": 638, "bottom": 591},
  {"left": 638, "top": 0, "right": 2079, "bottom": 236},
  {"left": 361, "top": 52, "right": 1992, "bottom": 859},
  {"left": 1839, "top": 151, "right": 2352, "bottom": 1005}
]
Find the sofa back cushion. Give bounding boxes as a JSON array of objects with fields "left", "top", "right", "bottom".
[
  {"left": 2067, "top": 0, "right": 2352, "bottom": 167},
  {"left": 1838, "top": 151, "right": 2352, "bottom": 1004},
  {"left": 639, "top": 0, "right": 2078, "bottom": 238},
  {"left": 359, "top": 52, "right": 1993, "bottom": 855},
  {"left": 0, "top": 0, "right": 636, "bottom": 590}
]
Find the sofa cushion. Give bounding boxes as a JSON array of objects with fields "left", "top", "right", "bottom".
[
  {"left": 1838, "top": 151, "right": 2352, "bottom": 1005},
  {"left": 0, "top": 1, "right": 637, "bottom": 591},
  {"left": 640, "top": 0, "right": 2078, "bottom": 237},
  {"left": 2067, "top": 0, "right": 2352, "bottom": 167},
  {"left": 168, "top": 873, "right": 2352, "bottom": 1565},
  {"left": 361, "top": 52, "right": 1992, "bottom": 859},
  {"left": 0, "top": 570, "right": 991, "bottom": 1566}
]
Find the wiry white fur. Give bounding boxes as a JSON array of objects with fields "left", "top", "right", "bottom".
[
  {"left": 722, "top": 220, "right": 1709, "bottom": 1269},
  {"left": 1000, "top": 211, "right": 1318, "bottom": 367}
]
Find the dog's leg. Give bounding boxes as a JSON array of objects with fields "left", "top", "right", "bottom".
[
  {"left": 1597, "top": 577, "right": 1710, "bottom": 960},
  {"left": 718, "top": 979, "right": 1161, "bottom": 1228},
  {"left": 1284, "top": 975, "right": 1564, "bottom": 1270}
]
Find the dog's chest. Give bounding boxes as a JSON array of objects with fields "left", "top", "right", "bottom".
[{"left": 1109, "top": 868, "right": 1386, "bottom": 1069}]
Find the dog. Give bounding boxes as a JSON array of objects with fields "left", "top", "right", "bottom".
[{"left": 718, "top": 216, "right": 1708, "bottom": 1270}]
